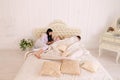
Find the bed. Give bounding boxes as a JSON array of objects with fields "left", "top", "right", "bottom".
[{"left": 14, "top": 20, "right": 113, "bottom": 80}]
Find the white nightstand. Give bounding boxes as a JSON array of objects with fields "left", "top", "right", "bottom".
[{"left": 99, "top": 32, "right": 120, "bottom": 63}]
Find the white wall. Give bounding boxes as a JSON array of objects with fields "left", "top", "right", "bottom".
[{"left": 0, "top": 0, "right": 120, "bottom": 50}]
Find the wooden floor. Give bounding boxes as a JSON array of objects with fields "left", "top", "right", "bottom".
[{"left": 0, "top": 49, "right": 120, "bottom": 80}]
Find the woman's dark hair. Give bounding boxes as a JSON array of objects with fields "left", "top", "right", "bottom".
[
  {"left": 46, "top": 28, "right": 53, "bottom": 42},
  {"left": 76, "top": 36, "right": 81, "bottom": 40}
]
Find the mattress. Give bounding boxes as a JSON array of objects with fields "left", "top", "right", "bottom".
[{"left": 14, "top": 50, "right": 113, "bottom": 80}]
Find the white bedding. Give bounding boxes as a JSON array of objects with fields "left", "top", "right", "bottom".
[
  {"left": 14, "top": 49, "right": 113, "bottom": 80},
  {"left": 15, "top": 20, "right": 113, "bottom": 80}
]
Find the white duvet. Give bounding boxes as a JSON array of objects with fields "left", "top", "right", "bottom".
[{"left": 14, "top": 40, "right": 113, "bottom": 80}]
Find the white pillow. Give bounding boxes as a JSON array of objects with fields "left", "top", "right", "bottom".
[{"left": 34, "top": 38, "right": 42, "bottom": 48}]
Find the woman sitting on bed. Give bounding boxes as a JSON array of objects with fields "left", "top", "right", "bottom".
[{"left": 33, "top": 28, "right": 60, "bottom": 58}]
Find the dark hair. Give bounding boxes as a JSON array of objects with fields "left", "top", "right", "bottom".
[
  {"left": 46, "top": 28, "right": 53, "bottom": 42},
  {"left": 76, "top": 36, "right": 81, "bottom": 40}
]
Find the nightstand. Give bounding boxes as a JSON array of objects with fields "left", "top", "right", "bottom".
[{"left": 99, "top": 32, "right": 120, "bottom": 63}]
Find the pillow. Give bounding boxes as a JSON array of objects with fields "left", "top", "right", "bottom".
[
  {"left": 81, "top": 61, "right": 99, "bottom": 73},
  {"left": 40, "top": 61, "right": 61, "bottom": 77},
  {"left": 57, "top": 45, "right": 67, "bottom": 52},
  {"left": 61, "top": 41, "right": 81, "bottom": 57},
  {"left": 40, "top": 55, "right": 69, "bottom": 60},
  {"left": 61, "top": 59, "right": 80, "bottom": 75}
]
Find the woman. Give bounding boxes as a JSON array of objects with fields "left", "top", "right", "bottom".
[{"left": 33, "top": 28, "right": 55, "bottom": 58}]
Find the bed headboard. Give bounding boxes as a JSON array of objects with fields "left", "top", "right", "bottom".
[{"left": 33, "top": 20, "right": 80, "bottom": 39}]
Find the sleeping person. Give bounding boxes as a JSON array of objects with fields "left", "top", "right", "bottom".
[
  {"left": 51, "top": 35, "right": 81, "bottom": 56},
  {"left": 51, "top": 35, "right": 81, "bottom": 49}
]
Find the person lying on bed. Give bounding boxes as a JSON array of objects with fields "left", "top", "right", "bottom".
[
  {"left": 51, "top": 35, "right": 81, "bottom": 56},
  {"left": 34, "top": 34, "right": 81, "bottom": 59},
  {"left": 33, "top": 28, "right": 60, "bottom": 58}
]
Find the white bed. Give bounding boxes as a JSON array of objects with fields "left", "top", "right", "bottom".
[{"left": 14, "top": 20, "right": 113, "bottom": 80}]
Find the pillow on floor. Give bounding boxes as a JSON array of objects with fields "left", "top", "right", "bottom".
[
  {"left": 61, "top": 59, "right": 80, "bottom": 75},
  {"left": 40, "top": 61, "right": 61, "bottom": 77},
  {"left": 81, "top": 61, "right": 99, "bottom": 73}
]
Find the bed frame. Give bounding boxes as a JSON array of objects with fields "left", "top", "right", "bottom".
[
  {"left": 33, "top": 20, "right": 80, "bottom": 39},
  {"left": 15, "top": 20, "right": 113, "bottom": 80}
]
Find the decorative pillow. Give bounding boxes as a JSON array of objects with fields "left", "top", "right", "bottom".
[
  {"left": 57, "top": 45, "right": 67, "bottom": 52},
  {"left": 81, "top": 61, "right": 99, "bottom": 73},
  {"left": 40, "top": 55, "right": 68, "bottom": 60},
  {"left": 40, "top": 61, "right": 61, "bottom": 77},
  {"left": 61, "top": 59, "right": 80, "bottom": 75}
]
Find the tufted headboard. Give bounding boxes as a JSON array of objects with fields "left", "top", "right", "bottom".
[{"left": 33, "top": 20, "right": 80, "bottom": 39}]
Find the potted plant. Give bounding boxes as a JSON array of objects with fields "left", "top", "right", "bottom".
[{"left": 19, "top": 39, "right": 34, "bottom": 51}]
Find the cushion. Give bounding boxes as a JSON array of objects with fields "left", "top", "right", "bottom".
[
  {"left": 81, "top": 61, "right": 99, "bottom": 73},
  {"left": 40, "top": 55, "right": 68, "bottom": 60},
  {"left": 40, "top": 61, "right": 61, "bottom": 77},
  {"left": 61, "top": 59, "right": 80, "bottom": 75},
  {"left": 57, "top": 45, "right": 67, "bottom": 52}
]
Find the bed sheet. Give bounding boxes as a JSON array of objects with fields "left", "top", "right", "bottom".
[{"left": 14, "top": 50, "right": 113, "bottom": 80}]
